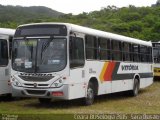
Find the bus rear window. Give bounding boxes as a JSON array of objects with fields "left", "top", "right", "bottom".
[{"left": 15, "top": 25, "right": 67, "bottom": 37}]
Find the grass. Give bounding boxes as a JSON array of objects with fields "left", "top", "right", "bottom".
[{"left": 0, "top": 81, "right": 160, "bottom": 119}]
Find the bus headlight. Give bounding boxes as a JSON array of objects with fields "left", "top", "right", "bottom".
[
  {"left": 50, "top": 79, "right": 63, "bottom": 88},
  {"left": 12, "top": 78, "right": 22, "bottom": 87}
]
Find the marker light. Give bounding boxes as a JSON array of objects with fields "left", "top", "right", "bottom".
[{"left": 52, "top": 92, "right": 63, "bottom": 96}]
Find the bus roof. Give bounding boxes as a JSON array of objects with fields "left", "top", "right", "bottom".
[
  {"left": 17, "top": 22, "right": 151, "bottom": 47},
  {"left": 0, "top": 28, "right": 15, "bottom": 36}
]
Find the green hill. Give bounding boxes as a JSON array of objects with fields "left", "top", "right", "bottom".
[
  {"left": 0, "top": 4, "right": 160, "bottom": 41},
  {"left": 59, "top": 5, "right": 160, "bottom": 41},
  {"left": 0, "top": 5, "right": 63, "bottom": 23}
]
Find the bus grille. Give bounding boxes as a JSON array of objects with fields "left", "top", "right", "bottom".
[
  {"left": 24, "top": 83, "right": 49, "bottom": 87},
  {"left": 18, "top": 76, "right": 54, "bottom": 82},
  {"left": 26, "top": 90, "right": 46, "bottom": 95}
]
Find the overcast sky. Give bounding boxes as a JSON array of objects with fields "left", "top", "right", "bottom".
[{"left": 0, "top": 0, "right": 158, "bottom": 15}]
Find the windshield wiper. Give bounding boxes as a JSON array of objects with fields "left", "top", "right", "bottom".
[
  {"left": 35, "top": 37, "right": 54, "bottom": 72},
  {"left": 41, "top": 39, "right": 53, "bottom": 53},
  {"left": 41, "top": 37, "right": 54, "bottom": 61}
]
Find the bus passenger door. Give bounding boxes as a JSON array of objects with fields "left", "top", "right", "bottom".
[
  {"left": 69, "top": 35, "right": 86, "bottom": 99},
  {"left": 0, "top": 36, "right": 10, "bottom": 95}
]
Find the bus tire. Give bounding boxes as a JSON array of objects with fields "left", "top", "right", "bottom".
[
  {"left": 131, "top": 78, "right": 140, "bottom": 96},
  {"left": 84, "top": 82, "right": 95, "bottom": 106},
  {"left": 38, "top": 98, "right": 51, "bottom": 104}
]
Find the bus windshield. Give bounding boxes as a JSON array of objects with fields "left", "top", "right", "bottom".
[
  {"left": 12, "top": 38, "right": 67, "bottom": 73},
  {"left": 153, "top": 47, "right": 160, "bottom": 63}
]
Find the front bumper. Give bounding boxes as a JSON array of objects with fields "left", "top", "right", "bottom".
[{"left": 11, "top": 85, "right": 69, "bottom": 100}]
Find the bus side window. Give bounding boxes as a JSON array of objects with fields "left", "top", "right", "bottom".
[
  {"left": 0, "top": 39, "right": 8, "bottom": 66},
  {"left": 111, "top": 40, "right": 122, "bottom": 61},
  {"left": 9, "top": 36, "right": 13, "bottom": 59},
  {"left": 85, "top": 35, "right": 98, "bottom": 60},
  {"left": 140, "top": 45, "right": 147, "bottom": 62},
  {"left": 99, "top": 37, "right": 111, "bottom": 60},
  {"left": 133, "top": 44, "right": 140, "bottom": 62},
  {"left": 149, "top": 47, "right": 153, "bottom": 63},
  {"left": 122, "top": 42, "right": 131, "bottom": 61},
  {"left": 69, "top": 36, "right": 85, "bottom": 68}
]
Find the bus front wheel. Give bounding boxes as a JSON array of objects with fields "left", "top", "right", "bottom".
[{"left": 84, "top": 82, "right": 95, "bottom": 106}]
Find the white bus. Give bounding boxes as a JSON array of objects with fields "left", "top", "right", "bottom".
[
  {"left": 0, "top": 28, "right": 15, "bottom": 96},
  {"left": 11, "top": 23, "right": 153, "bottom": 105},
  {"left": 152, "top": 42, "right": 160, "bottom": 79}
]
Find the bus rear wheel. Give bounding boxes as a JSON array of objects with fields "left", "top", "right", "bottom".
[
  {"left": 38, "top": 98, "right": 51, "bottom": 104},
  {"left": 84, "top": 82, "right": 95, "bottom": 106},
  {"left": 131, "top": 78, "right": 140, "bottom": 96}
]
